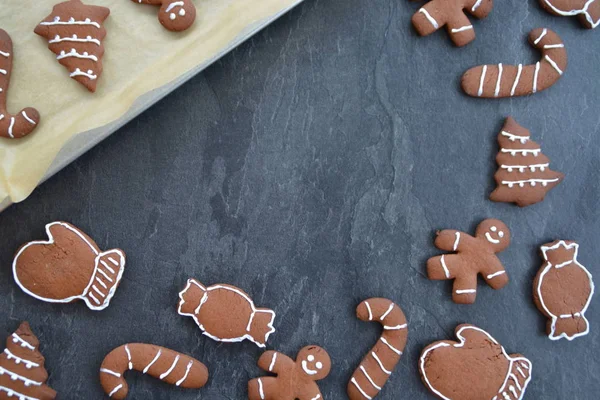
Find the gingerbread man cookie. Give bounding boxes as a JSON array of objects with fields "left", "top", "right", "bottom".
[
  {"left": 248, "top": 345, "right": 331, "bottom": 400},
  {"left": 420, "top": 324, "right": 532, "bottom": 400},
  {"left": 411, "top": 0, "right": 494, "bottom": 46},
  {"left": 462, "top": 28, "right": 566, "bottom": 98},
  {"left": 539, "top": 0, "right": 600, "bottom": 29},
  {"left": 348, "top": 299, "right": 408, "bottom": 400},
  {"left": 0, "top": 30, "right": 40, "bottom": 139},
  {"left": 426, "top": 219, "right": 510, "bottom": 304},
  {"left": 0, "top": 322, "right": 56, "bottom": 400},
  {"left": 534, "top": 240, "right": 594, "bottom": 341},
  {"left": 100, "top": 343, "right": 209, "bottom": 399},
  {"left": 35, "top": 0, "right": 110, "bottom": 92},
  {"left": 132, "top": 0, "right": 197, "bottom": 32}
]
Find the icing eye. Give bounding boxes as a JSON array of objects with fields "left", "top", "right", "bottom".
[
  {"left": 490, "top": 226, "right": 497, "bottom": 232},
  {"left": 499, "top": 231, "right": 504, "bottom": 238},
  {"left": 179, "top": 9, "right": 186, "bottom": 16},
  {"left": 307, "top": 355, "right": 315, "bottom": 362},
  {"left": 170, "top": 12, "right": 176, "bottom": 20},
  {"left": 316, "top": 362, "right": 323, "bottom": 369}
]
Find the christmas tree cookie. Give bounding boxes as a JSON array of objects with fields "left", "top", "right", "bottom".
[
  {"left": 34, "top": 0, "right": 110, "bottom": 92},
  {"left": 490, "top": 117, "right": 564, "bottom": 207},
  {"left": 0, "top": 322, "right": 56, "bottom": 400}
]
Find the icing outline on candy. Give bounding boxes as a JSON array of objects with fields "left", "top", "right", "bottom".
[
  {"left": 12, "top": 222, "right": 125, "bottom": 311},
  {"left": 178, "top": 279, "right": 276, "bottom": 347},
  {"left": 420, "top": 325, "right": 532, "bottom": 400},
  {"left": 537, "top": 240, "right": 594, "bottom": 341}
]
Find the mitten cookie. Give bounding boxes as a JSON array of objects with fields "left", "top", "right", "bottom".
[
  {"left": 178, "top": 279, "right": 276, "bottom": 347},
  {"left": 348, "top": 299, "right": 408, "bottom": 400},
  {"left": 0, "top": 322, "right": 57, "bottom": 400},
  {"left": 426, "top": 219, "right": 510, "bottom": 304},
  {"left": 13, "top": 221, "right": 126, "bottom": 311},
  {"left": 420, "top": 324, "right": 532, "bottom": 400},
  {"left": 132, "top": 0, "right": 197, "bottom": 32},
  {"left": 100, "top": 343, "right": 208, "bottom": 399},
  {"left": 534, "top": 240, "right": 594, "bottom": 341},
  {"left": 462, "top": 28, "right": 566, "bottom": 98},
  {"left": 411, "top": 0, "right": 493, "bottom": 46},
  {"left": 539, "top": 0, "right": 600, "bottom": 29},
  {"left": 0, "top": 30, "right": 40, "bottom": 139},
  {"left": 490, "top": 117, "right": 564, "bottom": 207},
  {"left": 248, "top": 345, "right": 331, "bottom": 400},
  {"left": 34, "top": 0, "right": 110, "bottom": 92}
]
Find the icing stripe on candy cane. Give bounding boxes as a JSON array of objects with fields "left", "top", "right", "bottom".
[{"left": 462, "top": 28, "right": 567, "bottom": 98}]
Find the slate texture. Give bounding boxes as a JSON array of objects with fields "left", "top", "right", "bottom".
[{"left": 1, "top": 0, "right": 599, "bottom": 398}]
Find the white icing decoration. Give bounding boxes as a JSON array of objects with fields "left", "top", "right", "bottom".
[
  {"left": 478, "top": 65, "right": 487, "bottom": 97},
  {"left": 451, "top": 25, "right": 473, "bottom": 33},
  {"left": 258, "top": 378, "right": 265, "bottom": 400},
  {"left": 3, "top": 349, "right": 39, "bottom": 368},
  {"left": 365, "top": 301, "right": 373, "bottom": 321},
  {"left": 545, "top": 55, "right": 563, "bottom": 75},
  {"left": 384, "top": 323, "right": 407, "bottom": 330},
  {"left": 440, "top": 255, "right": 450, "bottom": 279},
  {"left": 176, "top": 360, "right": 194, "bottom": 386},
  {"left": 544, "top": 44, "right": 564, "bottom": 49},
  {"left": 100, "top": 368, "right": 121, "bottom": 378},
  {"left": 70, "top": 68, "right": 97, "bottom": 80},
  {"left": 0, "top": 366, "right": 42, "bottom": 386},
  {"left": 542, "top": 0, "right": 599, "bottom": 28},
  {"left": 40, "top": 16, "right": 101, "bottom": 29},
  {"left": 471, "top": 0, "right": 483, "bottom": 12},
  {"left": 108, "top": 257, "right": 119, "bottom": 266},
  {"left": 268, "top": 353, "right": 277, "bottom": 371},
  {"left": 88, "top": 293, "right": 101, "bottom": 305},
  {"left": 11, "top": 334, "right": 35, "bottom": 350},
  {"left": 494, "top": 63, "right": 503, "bottom": 97},
  {"left": 125, "top": 345, "right": 133, "bottom": 370},
  {"left": 302, "top": 360, "right": 318, "bottom": 375},
  {"left": 452, "top": 232, "right": 460, "bottom": 251},
  {"left": 177, "top": 279, "right": 276, "bottom": 347},
  {"left": 143, "top": 349, "right": 162, "bottom": 373},
  {"left": 500, "top": 148, "right": 540, "bottom": 156},
  {"left": 8, "top": 117, "right": 15, "bottom": 138},
  {"left": 371, "top": 352, "right": 391, "bottom": 375},
  {"left": 179, "top": 9, "right": 186, "bottom": 16},
  {"left": 170, "top": 13, "right": 176, "bottom": 20},
  {"left": 537, "top": 241, "right": 594, "bottom": 340},
  {"left": 380, "top": 303, "right": 394, "bottom": 320},
  {"left": 500, "top": 163, "right": 548, "bottom": 172},
  {"left": 0, "top": 385, "right": 40, "bottom": 400},
  {"left": 49, "top": 34, "right": 101, "bottom": 46},
  {"left": 101, "top": 260, "right": 115, "bottom": 274},
  {"left": 108, "top": 384, "right": 123, "bottom": 398},
  {"left": 511, "top": 64, "right": 523, "bottom": 97},
  {"left": 455, "top": 289, "right": 476, "bottom": 294},
  {"left": 485, "top": 232, "right": 500, "bottom": 244},
  {"left": 418, "top": 8, "right": 439, "bottom": 29},
  {"left": 420, "top": 326, "right": 532, "bottom": 400},
  {"left": 0, "top": 50, "right": 9, "bottom": 57},
  {"left": 350, "top": 377, "right": 372, "bottom": 400},
  {"left": 487, "top": 271, "right": 506, "bottom": 279},
  {"left": 21, "top": 111, "right": 37, "bottom": 125},
  {"left": 159, "top": 355, "right": 180, "bottom": 379},
  {"left": 380, "top": 337, "right": 402, "bottom": 355},
  {"left": 532, "top": 62, "right": 540, "bottom": 93},
  {"left": 534, "top": 28, "right": 547, "bottom": 45},
  {"left": 502, "top": 178, "right": 560, "bottom": 188},
  {"left": 166, "top": 1, "right": 185, "bottom": 12},
  {"left": 360, "top": 365, "right": 382, "bottom": 390},
  {"left": 56, "top": 49, "right": 98, "bottom": 62},
  {"left": 0, "top": 69, "right": 7, "bottom": 75}
]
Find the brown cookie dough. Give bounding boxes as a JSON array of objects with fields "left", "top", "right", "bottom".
[
  {"left": 462, "top": 28, "right": 566, "bottom": 98},
  {"left": 490, "top": 117, "right": 564, "bottom": 207},
  {"left": 0, "top": 322, "right": 56, "bottom": 400},
  {"left": 348, "top": 298, "right": 408, "bottom": 400},
  {"left": 533, "top": 240, "right": 594, "bottom": 341},
  {"left": 426, "top": 219, "right": 510, "bottom": 304},
  {"left": 100, "top": 343, "right": 209, "bottom": 399},
  {"left": 412, "top": 0, "right": 494, "bottom": 46},
  {"left": 132, "top": 0, "right": 197, "bottom": 32},
  {"left": 13, "top": 221, "right": 126, "bottom": 311},
  {"left": 34, "top": 0, "right": 110, "bottom": 92},
  {"left": 420, "top": 324, "right": 532, "bottom": 400},
  {"left": 248, "top": 345, "right": 331, "bottom": 400},
  {"left": 0, "top": 29, "right": 40, "bottom": 139}
]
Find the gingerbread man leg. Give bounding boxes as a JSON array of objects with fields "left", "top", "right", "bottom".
[
  {"left": 452, "top": 273, "right": 478, "bottom": 304},
  {"left": 445, "top": 12, "right": 476, "bottom": 46},
  {"left": 248, "top": 377, "right": 279, "bottom": 400},
  {"left": 412, "top": 3, "right": 446, "bottom": 37}
]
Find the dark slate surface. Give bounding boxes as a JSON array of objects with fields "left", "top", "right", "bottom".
[{"left": 1, "top": 0, "right": 599, "bottom": 398}]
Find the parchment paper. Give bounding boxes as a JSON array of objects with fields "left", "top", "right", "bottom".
[{"left": 0, "top": 0, "right": 301, "bottom": 208}]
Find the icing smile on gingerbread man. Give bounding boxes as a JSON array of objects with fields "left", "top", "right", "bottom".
[
  {"left": 301, "top": 354, "right": 324, "bottom": 376},
  {"left": 427, "top": 219, "right": 511, "bottom": 304}
]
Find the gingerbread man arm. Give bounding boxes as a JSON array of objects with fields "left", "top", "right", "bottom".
[
  {"left": 479, "top": 257, "right": 509, "bottom": 289},
  {"left": 257, "top": 351, "right": 295, "bottom": 375},
  {"left": 434, "top": 230, "right": 473, "bottom": 252}
]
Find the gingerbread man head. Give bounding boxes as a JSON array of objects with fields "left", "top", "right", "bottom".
[
  {"left": 158, "top": 1, "right": 196, "bottom": 32},
  {"left": 475, "top": 219, "right": 510, "bottom": 252},
  {"left": 297, "top": 345, "right": 331, "bottom": 380}
]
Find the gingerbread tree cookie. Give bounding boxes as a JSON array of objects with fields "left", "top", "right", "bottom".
[
  {"left": 0, "top": 322, "right": 57, "bottom": 400},
  {"left": 411, "top": 0, "right": 494, "bottom": 46},
  {"left": 427, "top": 219, "right": 511, "bottom": 304},
  {"left": 34, "top": 0, "right": 110, "bottom": 92},
  {"left": 490, "top": 117, "right": 564, "bottom": 207},
  {"left": 248, "top": 345, "right": 331, "bottom": 400},
  {"left": 0, "top": 30, "right": 40, "bottom": 139}
]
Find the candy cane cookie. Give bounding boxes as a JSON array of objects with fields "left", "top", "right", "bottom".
[
  {"left": 0, "top": 30, "right": 40, "bottom": 139},
  {"left": 100, "top": 344, "right": 208, "bottom": 399},
  {"left": 411, "top": 0, "right": 494, "bottom": 47},
  {"left": 462, "top": 28, "right": 567, "bottom": 98},
  {"left": 132, "top": 0, "right": 196, "bottom": 31},
  {"left": 347, "top": 298, "right": 408, "bottom": 400}
]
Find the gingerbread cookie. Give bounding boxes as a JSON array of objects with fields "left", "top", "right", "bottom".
[
  {"left": 539, "top": 0, "right": 600, "bottom": 29},
  {"left": 462, "top": 28, "right": 566, "bottom": 98},
  {"left": 0, "top": 322, "right": 57, "bottom": 400},
  {"left": 132, "top": 0, "right": 197, "bottom": 32},
  {"left": 534, "top": 240, "right": 594, "bottom": 341},
  {"left": 248, "top": 345, "right": 331, "bottom": 400},
  {"left": 348, "top": 299, "right": 408, "bottom": 400},
  {"left": 420, "top": 324, "right": 532, "bottom": 400},
  {"left": 178, "top": 279, "right": 276, "bottom": 347},
  {"left": 0, "top": 30, "right": 40, "bottom": 139},
  {"left": 490, "top": 117, "right": 564, "bottom": 207},
  {"left": 13, "top": 221, "right": 126, "bottom": 311},
  {"left": 411, "top": 0, "right": 493, "bottom": 46},
  {"left": 34, "top": 0, "right": 110, "bottom": 92},
  {"left": 100, "top": 343, "right": 208, "bottom": 399},
  {"left": 426, "top": 219, "right": 510, "bottom": 304}
]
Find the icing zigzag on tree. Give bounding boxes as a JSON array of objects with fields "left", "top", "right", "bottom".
[{"left": 490, "top": 117, "right": 564, "bottom": 207}]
